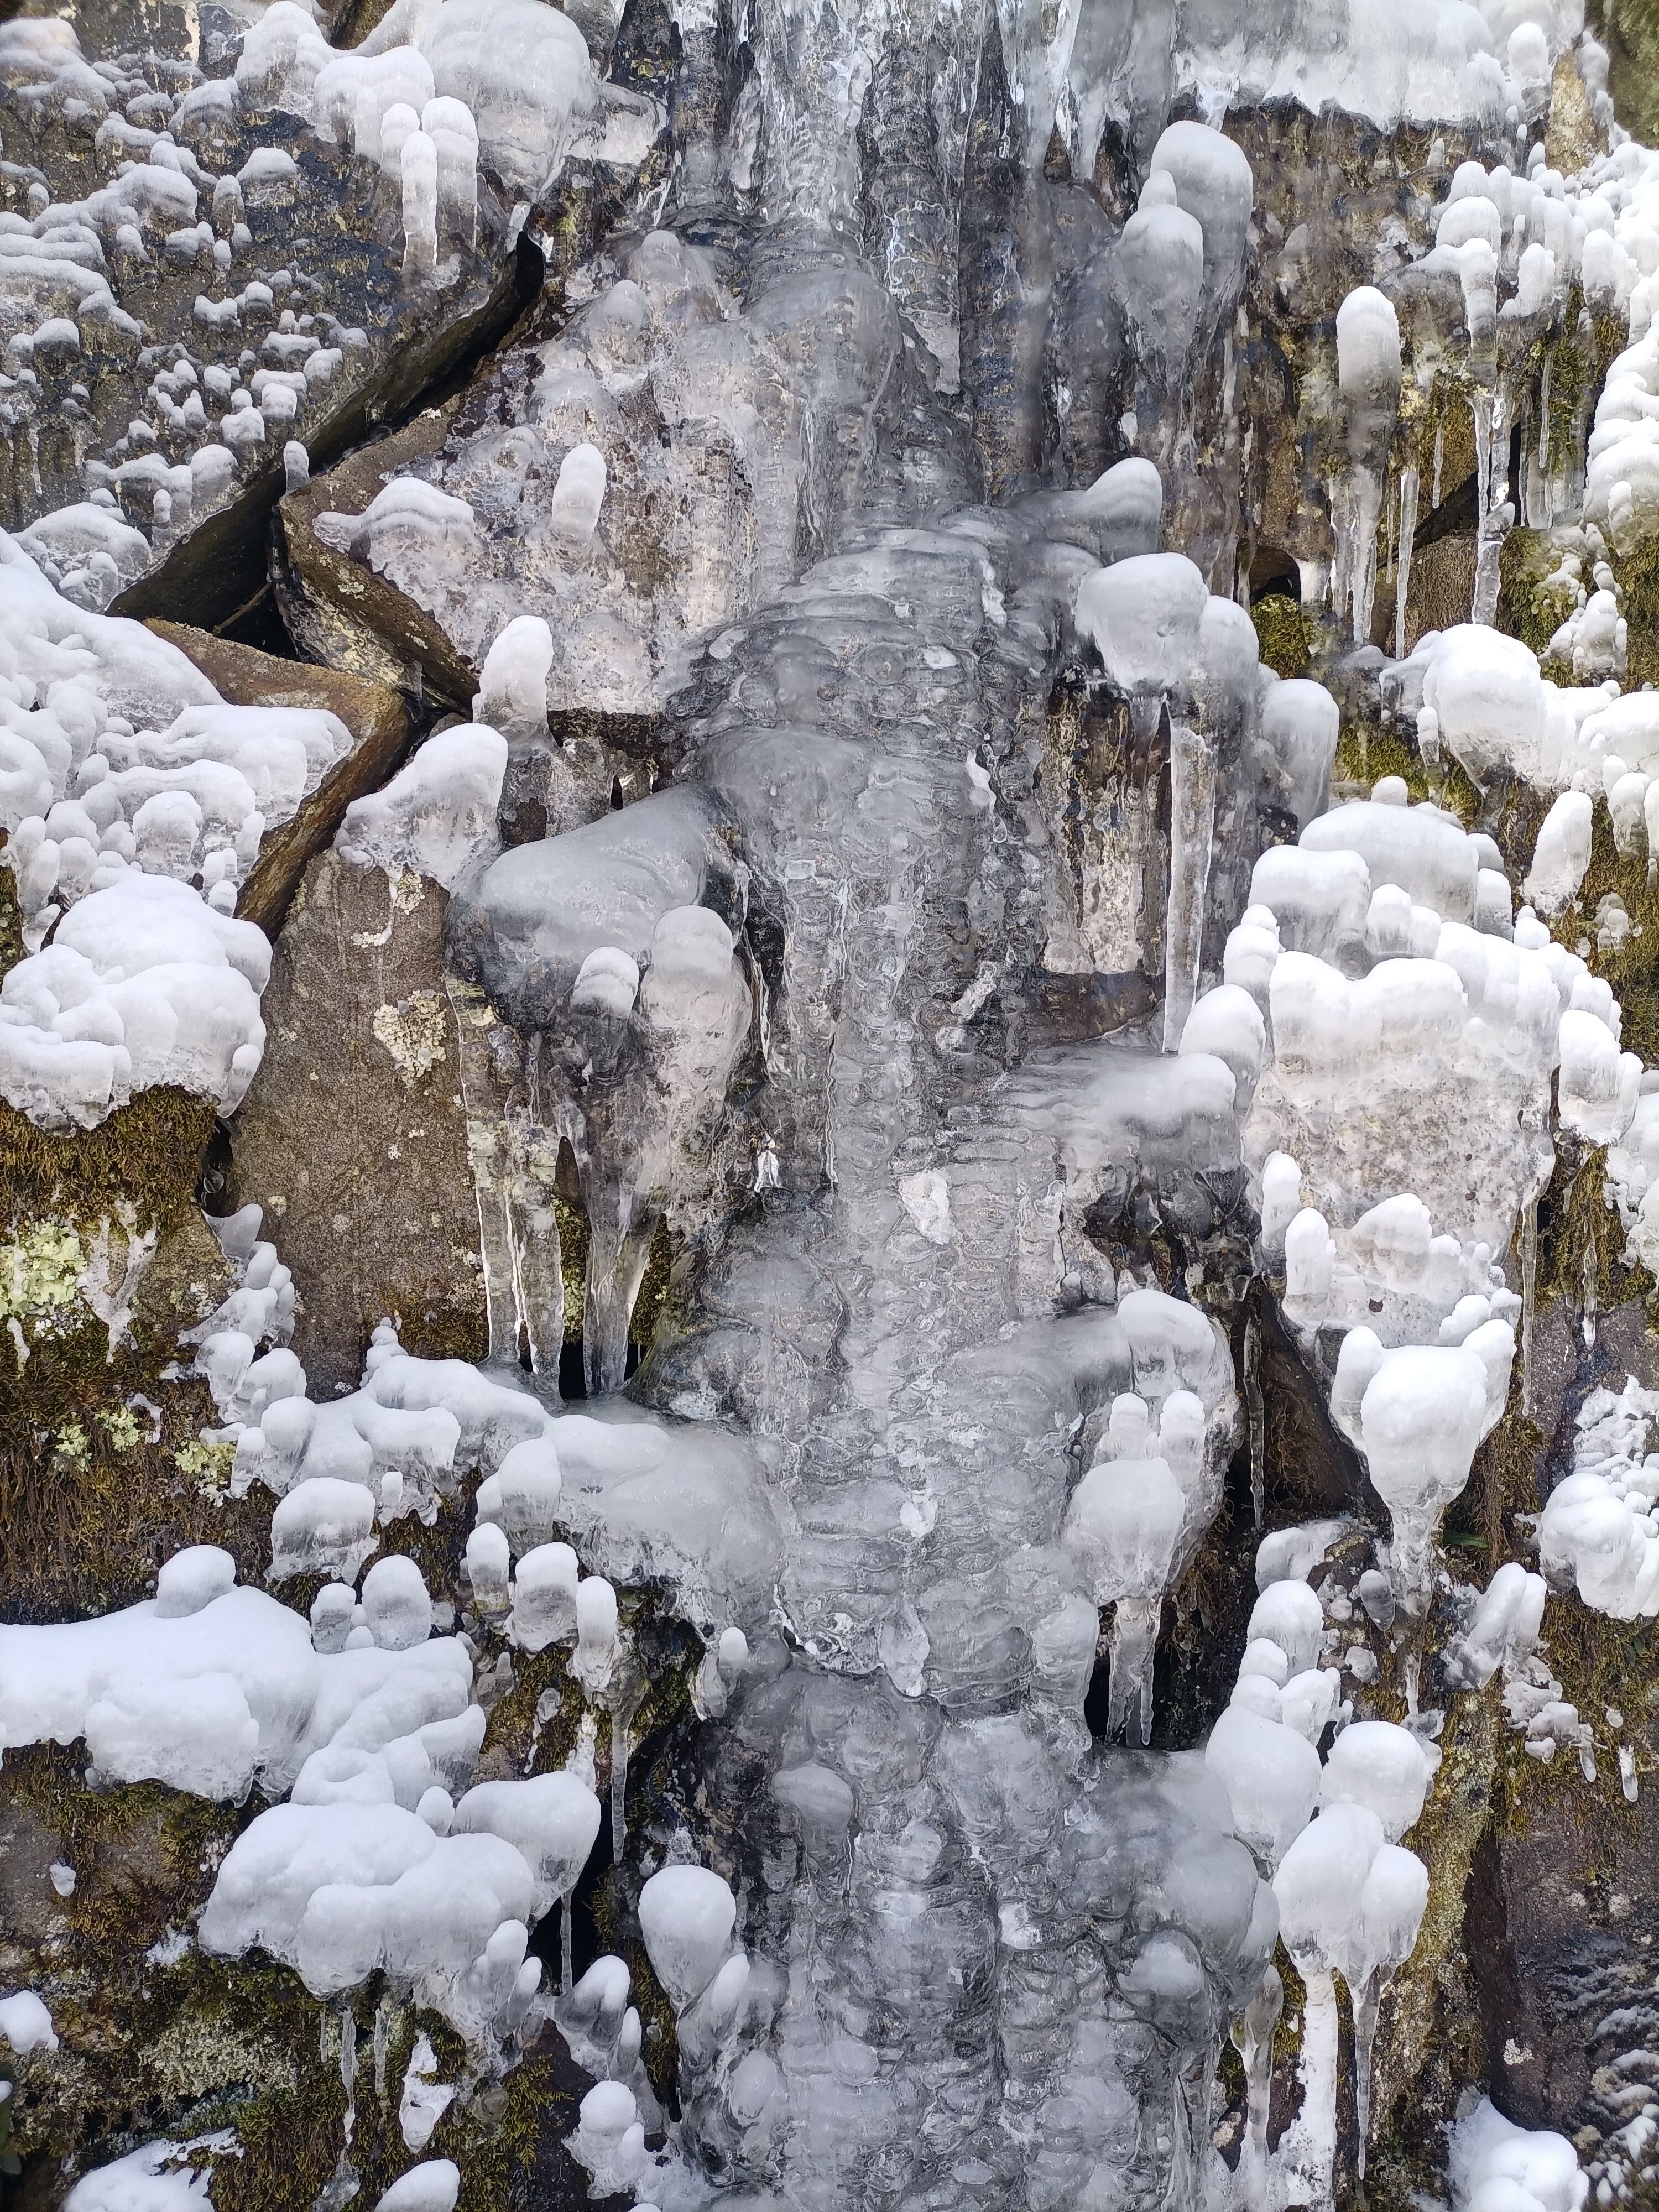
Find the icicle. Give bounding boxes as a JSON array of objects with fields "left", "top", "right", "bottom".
[
  {"left": 1520, "top": 1196, "right": 1538, "bottom": 1416},
  {"left": 1394, "top": 465, "right": 1419, "bottom": 662},
  {"left": 340, "top": 2006, "right": 358, "bottom": 2145},
  {"left": 1353, "top": 473, "right": 1384, "bottom": 644},
  {"left": 1385, "top": 470, "right": 1396, "bottom": 581},
  {"left": 373, "top": 1995, "right": 392, "bottom": 2103},
  {"left": 583, "top": 1185, "right": 655, "bottom": 1396},
  {"left": 508, "top": 1159, "right": 566, "bottom": 1378},
  {"left": 310, "top": 2005, "right": 362, "bottom": 2212},
  {"left": 1472, "top": 383, "right": 1512, "bottom": 627},
  {"left": 1245, "top": 1307, "right": 1265, "bottom": 1531},
  {"left": 1107, "top": 1597, "right": 1162, "bottom": 1746},
  {"left": 1352, "top": 1969, "right": 1392, "bottom": 2177},
  {"left": 611, "top": 1704, "right": 629, "bottom": 1861},
  {"left": 1621, "top": 1745, "right": 1639, "bottom": 1802},
  {"left": 1284, "top": 1968, "right": 1340, "bottom": 2207},
  {"left": 447, "top": 977, "right": 528, "bottom": 1366},
  {"left": 1432, "top": 418, "right": 1444, "bottom": 510},
  {"left": 1234, "top": 1963, "right": 1281, "bottom": 2210},
  {"left": 1583, "top": 1234, "right": 1598, "bottom": 1353},
  {"left": 1469, "top": 389, "right": 1493, "bottom": 625},
  {"left": 1162, "top": 722, "right": 1216, "bottom": 1052},
  {"left": 1533, "top": 350, "right": 1553, "bottom": 529},
  {"left": 562, "top": 1893, "right": 575, "bottom": 1996}
]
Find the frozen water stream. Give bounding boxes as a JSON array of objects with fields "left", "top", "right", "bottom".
[{"left": 7, "top": 0, "right": 1659, "bottom": 2205}]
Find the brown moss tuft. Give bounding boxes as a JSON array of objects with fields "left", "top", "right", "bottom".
[
  {"left": 1250, "top": 593, "right": 1311, "bottom": 680},
  {"left": 0, "top": 1089, "right": 216, "bottom": 1239}
]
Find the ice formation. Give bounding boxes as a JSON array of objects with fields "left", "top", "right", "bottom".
[
  {"left": 1450, "top": 2096, "right": 1590, "bottom": 2212},
  {"left": 1539, "top": 1378, "right": 1659, "bottom": 1618},
  {"left": 11, "top": 0, "right": 1659, "bottom": 2205},
  {"left": 61, "top": 2142, "right": 215, "bottom": 2210},
  {"left": 0, "top": 0, "right": 663, "bottom": 606},
  {"left": 0, "top": 535, "right": 403, "bottom": 1124},
  {"left": 0, "top": 1992, "right": 56, "bottom": 2056}
]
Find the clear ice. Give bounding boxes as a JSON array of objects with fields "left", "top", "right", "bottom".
[{"left": 11, "top": 0, "right": 1659, "bottom": 2205}]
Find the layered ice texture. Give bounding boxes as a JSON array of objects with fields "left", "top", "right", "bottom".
[{"left": 8, "top": 0, "right": 1652, "bottom": 2205}]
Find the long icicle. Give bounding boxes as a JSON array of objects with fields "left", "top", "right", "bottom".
[
  {"left": 1394, "top": 463, "right": 1419, "bottom": 661},
  {"left": 1162, "top": 719, "right": 1217, "bottom": 1053}
]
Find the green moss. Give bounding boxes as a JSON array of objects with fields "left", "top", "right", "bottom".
[
  {"left": 1615, "top": 529, "right": 1659, "bottom": 694},
  {"left": 633, "top": 1216, "right": 676, "bottom": 1358},
  {"left": 0, "top": 850, "right": 22, "bottom": 984},
  {"left": 1332, "top": 718, "right": 1481, "bottom": 821},
  {"left": 1518, "top": 770, "right": 1659, "bottom": 1084},
  {"left": 0, "top": 1321, "right": 272, "bottom": 1618},
  {"left": 1591, "top": 0, "right": 1659, "bottom": 146},
  {"left": 553, "top": 1188, "right": 589, "bottom": 1342},
  {"left": 1250, "top": 593, "right": 1310, "bottom": 679},
  {"left": 1498, "top": 526, "right": 1578, "bottom": 658},
  {"left": 478, "top": 1642, "right": 586, "bottom": 1772}
]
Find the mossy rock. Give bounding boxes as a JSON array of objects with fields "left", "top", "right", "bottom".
[
  {"left": 1590, "top": 0, "right": 1659, "bottom": 149},
  {"left": 1499, "top": 527, "right": 1578, "bottom": 659},
  {"left": 0, "top": 1089, "right": 216, "bottom": 1242},
  {"left": 1250, "top": 592, "right": 1310, "bottom": 679}
]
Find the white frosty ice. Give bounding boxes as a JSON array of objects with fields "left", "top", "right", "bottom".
[
  {"left": 638, "top": 1864, "right": 737, "bottom": 2011},
  {"left": 0, "top": 1989, "right": 56, "bottom": 2053},
  {"left": 374, "top": 2163, "right": 461, "bottom": 2212},
  {"left": 1449, "top": 2095, "right": 1587, "bottom": 2212},
  {"left": 62, "top": 2143, "right": 213, "bottom": 2209}
]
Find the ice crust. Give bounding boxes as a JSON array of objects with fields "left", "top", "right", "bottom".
[
  {"left": 5, "top": 5, "right": 1643, "bottom": 2204},
  {"left": 0, "top": 0, "right": 618, "bottom": 622},
  {"left": 0, "top": 1517, "right": 597, "bottom": 2030}
]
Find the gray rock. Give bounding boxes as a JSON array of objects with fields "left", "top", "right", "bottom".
[{"left": 227, "top": 845, "right": 485, "bottom": 1394}]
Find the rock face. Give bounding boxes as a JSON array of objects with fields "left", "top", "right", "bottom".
[
  {"left": 0, "top": 0, "right": 541, "bottom": 625},
  {"left": 227, "top": 847, "right": 485, "bottom": 1393},
  {"left": 13, "top": 3, "right": 1659, "bottom": 2212}
]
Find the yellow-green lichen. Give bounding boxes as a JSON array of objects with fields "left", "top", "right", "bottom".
[
  {"left": 0, "top": 1222, "right": 86, "bottom": 1317},
  {"left": 52, "top": 1421, "right": 91, "bottom": 1472},
  {"left": 174, "top": 1438, "right": 236, "bottom": 1499},
  {"left": 98, "top": 1405, "right": 146, "bottom": 1451}
]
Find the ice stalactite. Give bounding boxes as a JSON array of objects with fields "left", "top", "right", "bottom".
[
  {"left": 1075, "top": 551, "right": 1213, "bottom": 1044},
  {"left": 1393, "top": 462, "right": 1419, "bottom": 660},
  {"left": 1332, "top": 287, "right": 1402, "bottom": 645},
  {"left": 448, "top": 773, "right": 753, "bottom": 1395},
  {"left": 13, "top": 3, "right": 1659, "bottom": 2207}
]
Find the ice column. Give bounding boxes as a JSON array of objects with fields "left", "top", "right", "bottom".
[
  {"left": 1333, "top": 288, "right": 1402, "bottom": 645},
  {"left": 1075, "top": 549, "right": 1212, "bottom": 1047}
]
